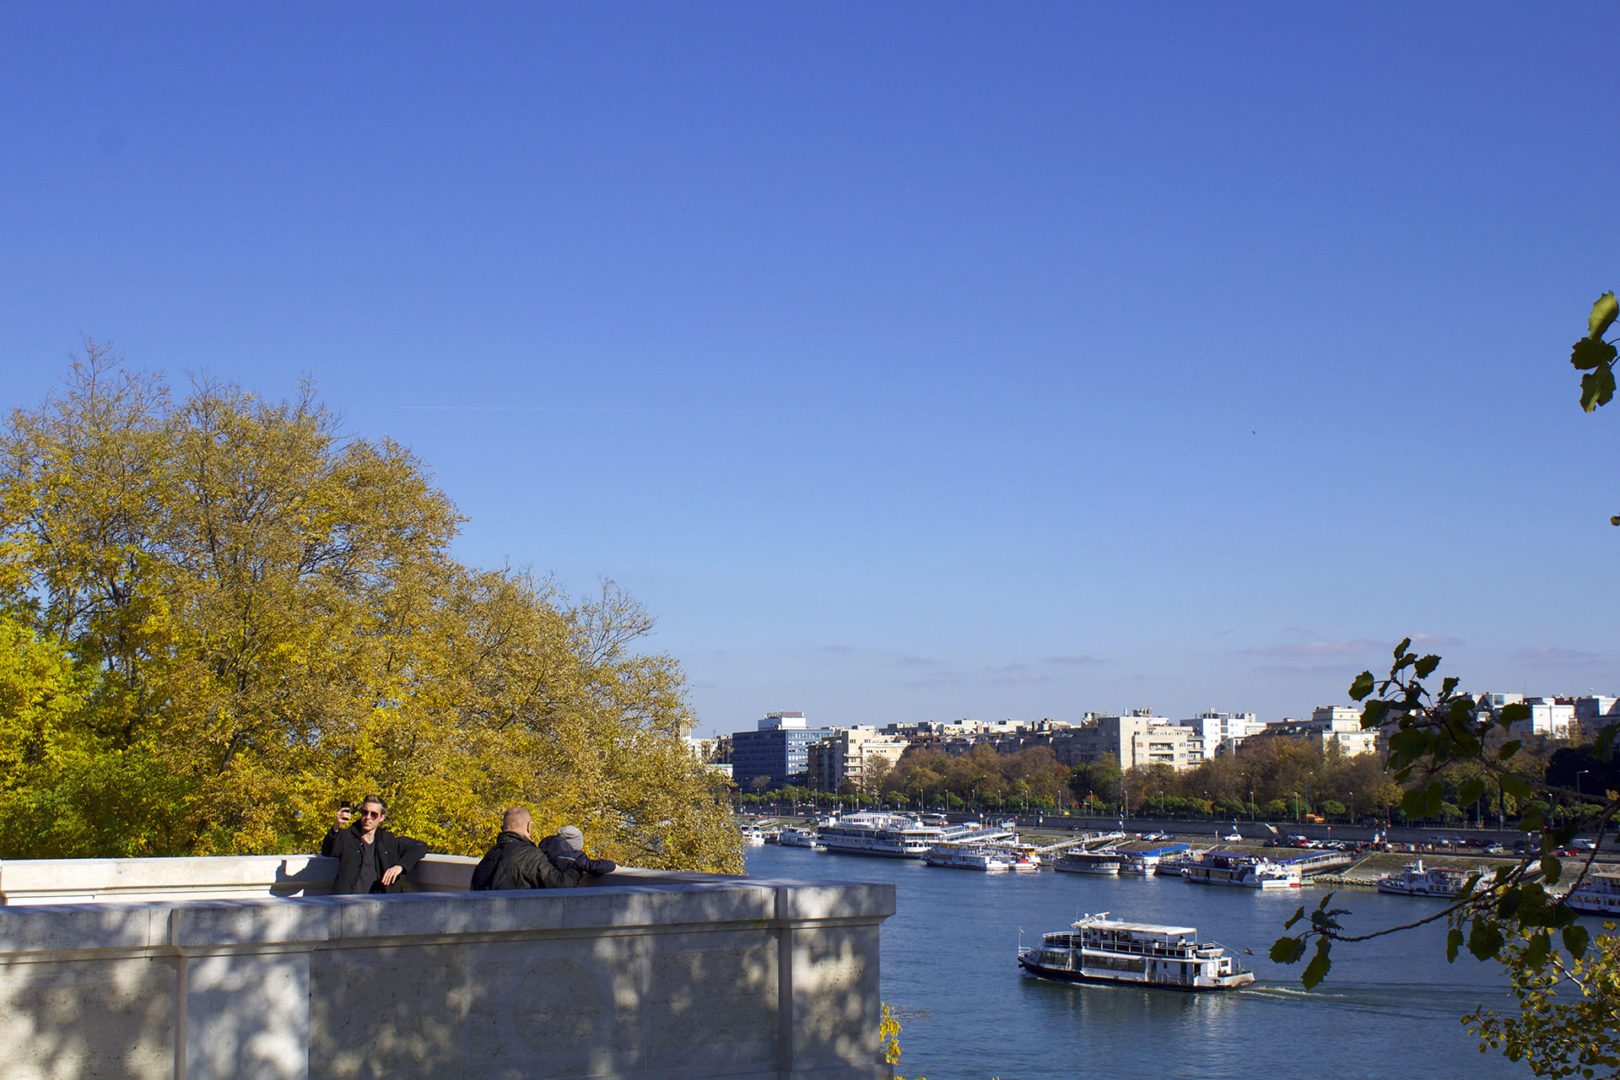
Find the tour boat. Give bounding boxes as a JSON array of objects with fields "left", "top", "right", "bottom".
[
  {"left": 1119, "top": 843, "right": 1191, "bottom": 876},
  {"left": 1017, "top": 913, "right": 1255, "bottom": 991},
  {"left": 1182, "top": 852, "right": 1301, "bottom": 889},
  {"left": 777, "top": 827, "right": 819, "bottom": 848},
  {"left": 815, "top": 812, "right": 976, "bottom": 858},
  {"left": 1053, "top": 849, "right": 1125, "bottom": 875},
  {"left": 923, "top": 843, "right": 1039, "bottom": 872},
  {"left": 1375, "top": 860, "right": 1473, "bottom": 898},
  {"left": 1567, "top": 872, "right": 1620, "bottom": 917}
]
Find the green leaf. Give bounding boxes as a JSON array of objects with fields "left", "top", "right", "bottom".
[
  {"left": 1497, "top": 772, "right": 1530, "bottom": 799},
  {"left": 1571, "top": 336, "right": 1617, "bottom": 370},
  {"left": 1581, "top": 365, "right": 1616, "bottom": 412},
  {"left": 1590, "top": 291, "right": 1618, "bottom": 339},
  {"left": 1563, "top": 923, "right": 1590, "bottom": 958},
  {"left": 1413, "top": 654, "right": 1441, "bottom": 679},
  {"left": 1284, "top": 905, "right": 1305, "bottom": 930},
  {"left": 1361, "top": 700, "right": 1390, "bottom": 730},
  {"left": 1523, "top": 931, "right": 1550, "bottom": 970},
  {"left": 1301, "top": 944, "right": 1332, "bottom": 990},
  {"left": 1270, "top": 936, "right": 1306, "bottom": 964},
  {"left": 1542, "top": 854, "right": 1562, "bottom": 887},
  {"left": 1458, "top": 776, "right": 1485, "bottom": 807},
  {"left": 1393, "top": 637, "right": 1411, "bottom": 658},
  {"left": 1498, "top": 740, "right": 1521, "bottom": 762},
  {"left": 1500, "top": 703, "right": 1531, "bottom": 727},
  {"left": 1439, "top": 676, "right": 1459, "bottom": 698},
  {"left": 1349, "top": 671, "right": 1374, "bottom": 701},
  {"left": 1467, "top": 920, "right": 1505, "bottom": 961},
  {"left": 1446, "top": 927, "right": 1464, "bottom": 963}
]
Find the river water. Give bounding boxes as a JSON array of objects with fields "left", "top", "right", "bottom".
[{"left": 746, "top": 845, "right": 1538, "bottom": 1079}]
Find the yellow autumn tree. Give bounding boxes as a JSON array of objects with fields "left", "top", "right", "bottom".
[{"left": 0, "top": 345, "right": 740, "bottom": 873}]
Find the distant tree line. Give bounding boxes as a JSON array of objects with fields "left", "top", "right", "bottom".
[{"left": 736, "top": 732, "right": 1613, "bottom": 830}]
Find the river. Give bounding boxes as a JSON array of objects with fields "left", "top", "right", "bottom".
[{"left": 746, "top": 844, "right": 1538, "bottom": 1079}]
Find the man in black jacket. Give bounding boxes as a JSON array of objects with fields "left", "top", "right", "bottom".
[
  {"left": 469, "top": 807, "right": 584, "bottom": 890},
  {"left": 320, "top": 795, "right": 427, "bottom": 894}
]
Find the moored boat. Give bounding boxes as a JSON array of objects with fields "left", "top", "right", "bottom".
[
  {"left": 924, "top": 843, "right": 1039, "bottom": 872},
  {"left": 816, "top": 812, "right": 978, "bottom": 858},
  {"left": 1375, "top": 860, "right": 1473, "bottom": 898},
  {"left": 1017, "top": 913, "right": 1255, "bottom": 991},
  {"left": 1119, "top": 843, "right": 1191, "bottom": 876},
  {"left": 1054, "top": 849, "right": 1124, "bottom": 875},
  {"left": 1182, "top": 851, "right": 1301, "bottom": 889},
  {"left": 777, "top": 826, "right": 819, "bottom": 848},
  {"left": 1567, "top": 872, "right": 1620, "bottom": 917}
]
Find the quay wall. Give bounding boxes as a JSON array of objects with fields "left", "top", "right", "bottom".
[{"left": 0, "top": 854, "right": 894, "bottom": 1080}]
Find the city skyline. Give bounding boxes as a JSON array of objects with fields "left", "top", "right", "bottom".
[{"left": 4, "top": 6, "right": 1616, "bottom": 739}]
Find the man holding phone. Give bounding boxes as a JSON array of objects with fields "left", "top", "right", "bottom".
[{"left": 320, "top": 795, "right": 427, "bottom": 894}]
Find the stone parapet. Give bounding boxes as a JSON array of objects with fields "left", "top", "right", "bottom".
[{"left": 0, "top": 857, "right": 894, "bottom": 1079}]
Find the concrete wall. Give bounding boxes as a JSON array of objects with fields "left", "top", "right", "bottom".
[{"left": 0, "top": 856, "right": 894, "bottom": 1080}]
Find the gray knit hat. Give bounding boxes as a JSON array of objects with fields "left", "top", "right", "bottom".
[{"left": 557, "top": 825, "right": 585, "bottom": 848}]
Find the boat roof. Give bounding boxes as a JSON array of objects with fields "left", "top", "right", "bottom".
[{"left": 1071, "top": 916, "right": 1197, "bottom": 936}]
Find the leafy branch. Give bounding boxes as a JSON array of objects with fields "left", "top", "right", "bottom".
[{"left": 1268, "top": 636, "right": 1615, "bottom": 989}]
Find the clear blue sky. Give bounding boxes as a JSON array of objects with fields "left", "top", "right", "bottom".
[{"left": 3, "top": 5, "right": 1615, "bottom": 738}]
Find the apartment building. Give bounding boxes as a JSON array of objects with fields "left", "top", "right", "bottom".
[
  {"left": 1060, "top": 709, "right": 1205, "bottom": 770},
  {"left": 807, "top": 726, "right": 909, "bottom": 793}
]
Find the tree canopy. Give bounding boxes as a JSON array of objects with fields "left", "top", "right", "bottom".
[{"left": 0, "top": 347, "right": 741, "bottom": 873}]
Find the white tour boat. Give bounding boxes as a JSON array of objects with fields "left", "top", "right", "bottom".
[
  {"left": 1054, "top": 849, "right": 1125, "bottom": 875},
  {"left": 923, "top": 843, "right": 1039, "bottom": 872},
  {"left": 1567, "top": 872, "right": 1620, "bottom": 917},
  {"left": 1182, "top": 852, "right": 1301, "bottom": 889},
  {"left": 816, "top": 812, "right": 972, "bottom": 858},
  {"left": 1375, "top": 860, "right": 1474, "bottom": 898},
  {"left": 1017, "top": 913, "right": 1256, "bottom": 991},
  {"left": 1120, "top": 843, "right": 1191, "bottom": 876},
  {"left": 777, "top": 827, "right": 819, "bottom": 848}
]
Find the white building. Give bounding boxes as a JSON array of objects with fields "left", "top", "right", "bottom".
[
  {"left": 1177, "top": 710, "right": 1265, "bottom": 756},
  {"left": 1065, "top": 709, "right": 1205, "bottom": 771},
  {"left": 1519, "top": 698, "right": 1574, "bottom": 739},
  {"left": 1477, "top": 693, "right": 1575, "bottom": 741},
  {"left": 1300, "top": 705, "right": 1380, "bottom": 757}
]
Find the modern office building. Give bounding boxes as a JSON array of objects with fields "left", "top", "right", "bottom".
[{"left": 730, "top": 712, "right": 835, "bottom": 791}]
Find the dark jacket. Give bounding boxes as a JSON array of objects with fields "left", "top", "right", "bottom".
[
  {"left": 320, "top": 825, "right": 427, "bottom": 894},
  {"left": 470, "top": 831, "right": 583, "bottom": 891},
  {"left": 539, "top": 833, "right": 617, "bottom": 879}
]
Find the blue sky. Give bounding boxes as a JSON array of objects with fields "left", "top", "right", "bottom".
[{"left": 3, "top": 5, "right": 1615, "bottom": 738}]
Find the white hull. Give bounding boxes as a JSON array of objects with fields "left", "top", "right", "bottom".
[
  {"left": 1019, "top": 914, "right": 1255, "bottom": 992},
  {"left": 1568, "top": 874, "right": 1620, "bottom": 917},
  {"left": 1183, "top": 861, "right": 1301, "bottom": 889}
]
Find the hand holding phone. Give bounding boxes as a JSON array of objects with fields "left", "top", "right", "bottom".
[{"left": 335, "top": 802, "right": 353, "bottom": 829}]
